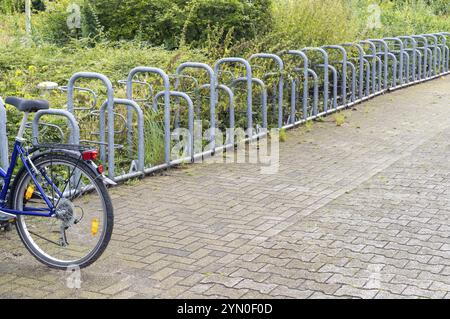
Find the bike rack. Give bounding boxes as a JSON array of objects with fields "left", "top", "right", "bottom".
[
  {"left": 360, "top": 40, "right": 380, "bottom": 94},
  {"left": 322, "top": 45, "right": 348, "bottom": 106},
  {"left": 67, "top": 72, "right": 116, "bottom": 178},
  {"left": 279, "top": 50, "right": 309, "bottom": 124},
  {"left": 0, "top": 98, "right": 8, "bottom": 171},
  {"left": 342, "top": 43, "right": 365, "bottom": 100},
  {"left": 230, "top": 77, "right": 268, "bottom": 130},
  {"left": 200, "top": 83, "right": 235, "bottom": 146},
  {"left": 398, "top": 36, "right": 417, "bottom": 82},
  {"left": 437, "top": 32, "right": 449, "bottom": 72},
  {"left": 127, "top": 67, "right": 171, "bottom": 167},
  {"left": 422, "top": 34, "right": 440, "bottom": 76},
  {"left": 301, "top": 48, "right": 330, "bottom": 113},
  {"left": 175, "top": 63, "right": 216, "bottom": 151},
  {"left": 170, "top": 74, "right": 200, "bottom": 121},
  {"left": 248, "top": 54, "right": 284, "bottom": 128},
  {"left": 368, "top": 39, "right": 390, "bottom": 90},
  {"left": 99, "top": 98, "right": 145, "bottom": 180},
  {"left": 434, "top": 32, "right": 448, "bottom": 72},
  {"left": 2, "top": 32, "right": 448, "bottom": 186},
  {"left": 152, "top": 91, "right": 194, "bottom": 165},
  {"left": 60, "top": 86, "right": 98, "bottom": 111},
  {"left": 214, "top": 58, "right": 253, "bottom": 137},
  {"left": 383, "top": 38, "right": 404, "bottom": 86},
  {"left": 31, "top": 109, "right": 80, "bottom": 146},
  {"left": 412, "top": 35, "right": 430, "bottom": 79}
]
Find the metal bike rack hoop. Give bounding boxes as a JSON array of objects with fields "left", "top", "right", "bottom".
[
  {"left": 32, "top": 109, "right": 80, "bottom": 146},
  {"left": 67, "top": 72, "right": 115, "bottom": 177},
  {"left": 176, "top": 62, "right": 216, "bottom": 151},
  {"left": 214, "top": 58, "right": 253, "bottom": 137},
  {"left": 153, "top": 91, "right": 195, "bottom": 163},
  {"left": 280, "top": 50, "right": 309, "bottom": 124},
  {"left": 383, "top": 37, "right": 405, "bottom": 85},
  {"left": 248, "top": 53, "right": 285, "bottom": 128},
  {"left": 322, "top": 45, "right": 348, "bottom": 106},
  {"left": 342, "top": 43, "right": 365, "bottom": 100},
  {"left": 127, "top": 67, "right": 171, "bottom": 165},
  {"left": 231, "top": 77, "right": 268, "bottom": 130},
  {"left": 301, "top": 47, "right": 330, "bottom": 111},
  {"left": 200, "top": 84, "right": 235, "bottom": 139},
  {"left": 99, "top": 98, "right": 145, "bottom": 178}
]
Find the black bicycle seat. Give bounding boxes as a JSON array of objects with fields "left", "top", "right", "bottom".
[{"left": 5, "top": 97, "right": 50, "bottom": 113}]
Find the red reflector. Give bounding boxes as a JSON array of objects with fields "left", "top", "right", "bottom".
[
  {"left": 82, "top": 150, "right": 98, "bottom": 161},
  {"left": 97, "top": 165, "right": 104, "bottom": 174}
]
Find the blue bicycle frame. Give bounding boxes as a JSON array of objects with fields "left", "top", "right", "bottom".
[{"left": 0, "top": 140, "right": 59, "bottom": 217}]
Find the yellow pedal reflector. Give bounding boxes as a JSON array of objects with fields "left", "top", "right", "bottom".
[
  {"left": 91, "top": 218, "right": 99, "bottom": 236},
  {"left": 25, "top": 185, "right": 35, "bottom": 200}
]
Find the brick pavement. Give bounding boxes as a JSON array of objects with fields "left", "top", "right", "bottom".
[{"left": 1, "top": 76, "right": 450, "bottom": 299}]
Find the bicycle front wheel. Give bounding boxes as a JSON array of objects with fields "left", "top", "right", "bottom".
[{"left": 10, "top": 152, "right": 114, "bottom": 269}]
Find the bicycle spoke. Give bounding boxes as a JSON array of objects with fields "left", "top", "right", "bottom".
[
  {"left": 14, "top": 155, "right": 112, "bottom": 267},
  {"left": 50, "top": 156, "right": 55, "bottom": 207},
  {"left": 28, "top": 230, "right": 62, "bottom": 247},
  {"left": 55, "top": 157, "right": 82, "bottom": 208}
]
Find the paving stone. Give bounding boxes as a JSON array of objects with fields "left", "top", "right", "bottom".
[
  {"left": 200, "top": 274, "right": 243, "bottom": 288},
  {"left": 235, "top": 279, "right": 278, "bottom": 294},
  {"left": 402, "top": 286, "right": 447, "bottom": 299},
  {"left": 203, "top": 284, "right": 249, "bottom": 299},
  {"left": 334, "top": 286, "right": 379, "bottom": 299},
  {"left": 270, "top": 286, "right": 314, "bottom": 298},
  {"left": 1, "top": 77, "right": 450, "bottom": 299}
]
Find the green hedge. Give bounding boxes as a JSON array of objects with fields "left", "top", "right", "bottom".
[
  {"left": 83, "top": 0, "right": 271, "bottom": 49},
  {"left": 182, "top": 0, "right": 272, "bottom": 48},
  {"left": 0, "top": 0, "right": 46, "bottom": 14}
]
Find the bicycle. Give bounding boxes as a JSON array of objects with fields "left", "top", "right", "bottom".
[{"left": 0, "top": 97, "right": 114, "bottom": 269}]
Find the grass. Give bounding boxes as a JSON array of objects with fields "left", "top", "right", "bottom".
[
  {"left": 142, "top": 109, "right": 165, "bottom": 167},
  {"left": 335, "top": 113, "right": 346, "bottom": 126},
  {"left": 304, "top": 121, "right": 314, "bottom": 132},
  {"left": 279, "top": 128, "right": 287, "bottom": 142},
  {"left": 124, "top": 177, "right": 142, "bottom": 187}
]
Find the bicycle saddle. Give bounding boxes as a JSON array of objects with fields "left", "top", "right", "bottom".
[{"left": 5, "top": 97, "right": 50, "bottom": 113}]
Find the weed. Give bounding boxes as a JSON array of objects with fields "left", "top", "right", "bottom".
[
  {"left": 304, "top": 121, "right": 313, "bottom": 132},
  {"left": 142, "top": 109, "right": 165, "bottom": 167},
  {"left": 335, "top": 113, "right": 346, "bottom": 126},
  {"left": 279, "top": 128, "right": 287, "bottom": 142},
  {"left": 124, "top": 177, "right": 142, "bottom": 187},
  {"left": 315, "top": 117, "right": 325, "bottom": 122}
]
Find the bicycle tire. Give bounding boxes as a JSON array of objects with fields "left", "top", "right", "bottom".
[{"left": 9, "top": 152, "right": 114, "bottom": 270}]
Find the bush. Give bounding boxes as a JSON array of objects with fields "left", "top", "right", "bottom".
[
  {"left": 32, "top": 0, "right": 74, "bottom": 44},
  {"left": 375, "top": 0, "right": 450, "bottom": 36},
  {"left": 0, "top": 0, "right": 46, "bottom": 14},
  {"left": 269, "top": 0, "right": 359, "bottom": 49},
  {"left": 31, "top": 0, "right": 104, "bottom": 45},
  {"left": 90, "top": 0, "right": 271, "bottom": 49},
  {"left": 251, "top": 0, "right": 450, "bottom": 54},
  {"left": 9, "top": 0, "right": 448, "bottom": 51},
  {"left": 89, "top": 0, "right": 184, "bottom": 49},
  {"left": 0, "top": 0, "right": 21, "bottom": 14},
  {"left": 430, "top": 0, "right": 449, "bottom": 15},
  {"left": 182, "top": 0, "right": 272, "bottom": 48}
]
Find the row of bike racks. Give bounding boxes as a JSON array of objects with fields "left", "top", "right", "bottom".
[{"left": 0, "top": 32, "right": 449, "bottom": 182}]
